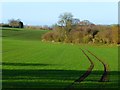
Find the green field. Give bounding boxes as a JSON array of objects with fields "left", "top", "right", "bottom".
[{"left": 2, "top": 28, "right": 119, "bottom": 89}]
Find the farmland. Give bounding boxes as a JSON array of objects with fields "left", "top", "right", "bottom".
[{"left": 2, "top": 28, "right": 118, "bottom": 89}]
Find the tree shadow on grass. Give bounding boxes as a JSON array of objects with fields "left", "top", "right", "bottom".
[
  {"left": 2, "top": 62, "right": 59, "bottom": 66},
  {"left": 2, "top": 62, "right": 119, "bottom": 90},
  {"left": 2, "top": 69, "right": 119, "bottom": 90}
]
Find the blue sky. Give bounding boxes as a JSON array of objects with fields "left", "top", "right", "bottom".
[{"left": 2, "top": 2, "right": 118, "bottom": 26}]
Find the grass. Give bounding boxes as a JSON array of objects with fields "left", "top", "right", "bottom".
[{"left": 2, "top": 28, "right": 119, "bottom": 89}]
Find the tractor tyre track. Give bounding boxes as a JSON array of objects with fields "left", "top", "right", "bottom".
[
  {"left": 75, "top": 48, "right": 94, "bottom": 82},
  {"left": 65, "top": 48, "right": 94, "bottom": 90},
  {"left": 85, "top": 49, "right": 109, "bottom": 82}
]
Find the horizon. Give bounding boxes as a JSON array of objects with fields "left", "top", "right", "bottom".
[{"left": 2, "top": 2, "right": 118, "bottom": 26}]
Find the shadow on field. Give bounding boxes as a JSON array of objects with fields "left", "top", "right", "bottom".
[
  {"left": 2, "top": 68, "right": 119, "bottom": 90},
  {"left": 2, "top": 62, "right": 59, "bottom": 66}
]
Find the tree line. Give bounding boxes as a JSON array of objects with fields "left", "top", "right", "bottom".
[
  {"left": 42, "top": 12, "right": 119, "bottom": 44},
  {"left": 0, "top": 19, "right": 24, "bottom": 28},
  {"left": 0, "top": 19, "right": 52, "bottom": 30}
]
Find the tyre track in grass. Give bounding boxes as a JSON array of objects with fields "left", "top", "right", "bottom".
[
  {"left": 75, "top": 48, "right": 94, "bottom": 82},
  {"left": 65, "top": 48, "right": 94, "bottom": 90},
  {"left": 85, "top": 49, "right": 109, "bottom": 82}
]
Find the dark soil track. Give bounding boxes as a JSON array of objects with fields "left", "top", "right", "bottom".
[
  {"left": 65, "top": 48, "right": 94, "bottom": 90},
  {"left": 86, "top": 49, "right": 109, "bottom": 82},
  {"left": 65, "top": 48, "right": 109, "bottom": 90},
  {"left": 75, "top": 48, "right": 94, "bottom": 82}
]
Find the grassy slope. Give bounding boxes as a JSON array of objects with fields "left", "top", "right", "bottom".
[{"left": 2, "top": 28, "right": 118, "bottom": 89}]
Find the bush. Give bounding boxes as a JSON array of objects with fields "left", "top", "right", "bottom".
[
  {"left": 70, "top": 31, "right": 83, "bottom": 44},
  {"left": 83, "top": 35, "right": 93, "bottom": 43},
  {"left": 42, "top": 32, "right": 54, "bottom": 41}
]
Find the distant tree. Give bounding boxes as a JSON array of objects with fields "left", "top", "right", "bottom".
[
  {"left": 8, "top": 19, "right": 24, "bottom": 28},
  {"left": 72, "top": 18, "right": 80, "bottom": 26},
  {"left": 18, "top": 21, "right": 24, "bottom": 28},
  {"left": 79, "top": 20, "right": 94, "bottom": 26},
  {"left": 58, "top": 13, "right": 80, "bottom": 30},
  {"left": 58, "top": 12, "right": 80, "bottom": 41},
  {"left": 58, "top": 12, "right": 73, "bottom": 26}
]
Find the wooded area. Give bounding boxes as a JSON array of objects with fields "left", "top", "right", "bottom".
[{"left": 42, "top": 12, "right": 119, "bottom": 44}]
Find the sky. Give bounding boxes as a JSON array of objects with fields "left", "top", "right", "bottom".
[{"left": 1, "top": 2, "right": 118, "bottom": 26}]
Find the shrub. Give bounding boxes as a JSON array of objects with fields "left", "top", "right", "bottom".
[
  {"left": 83, "top": 35, "right": 93, "bottom": 43},
  {"left": 70, "top": 31, "right": 83, "bottom": 44},
  {"left": 42, "top": 32, "right": 54, "bottom": 41}
]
